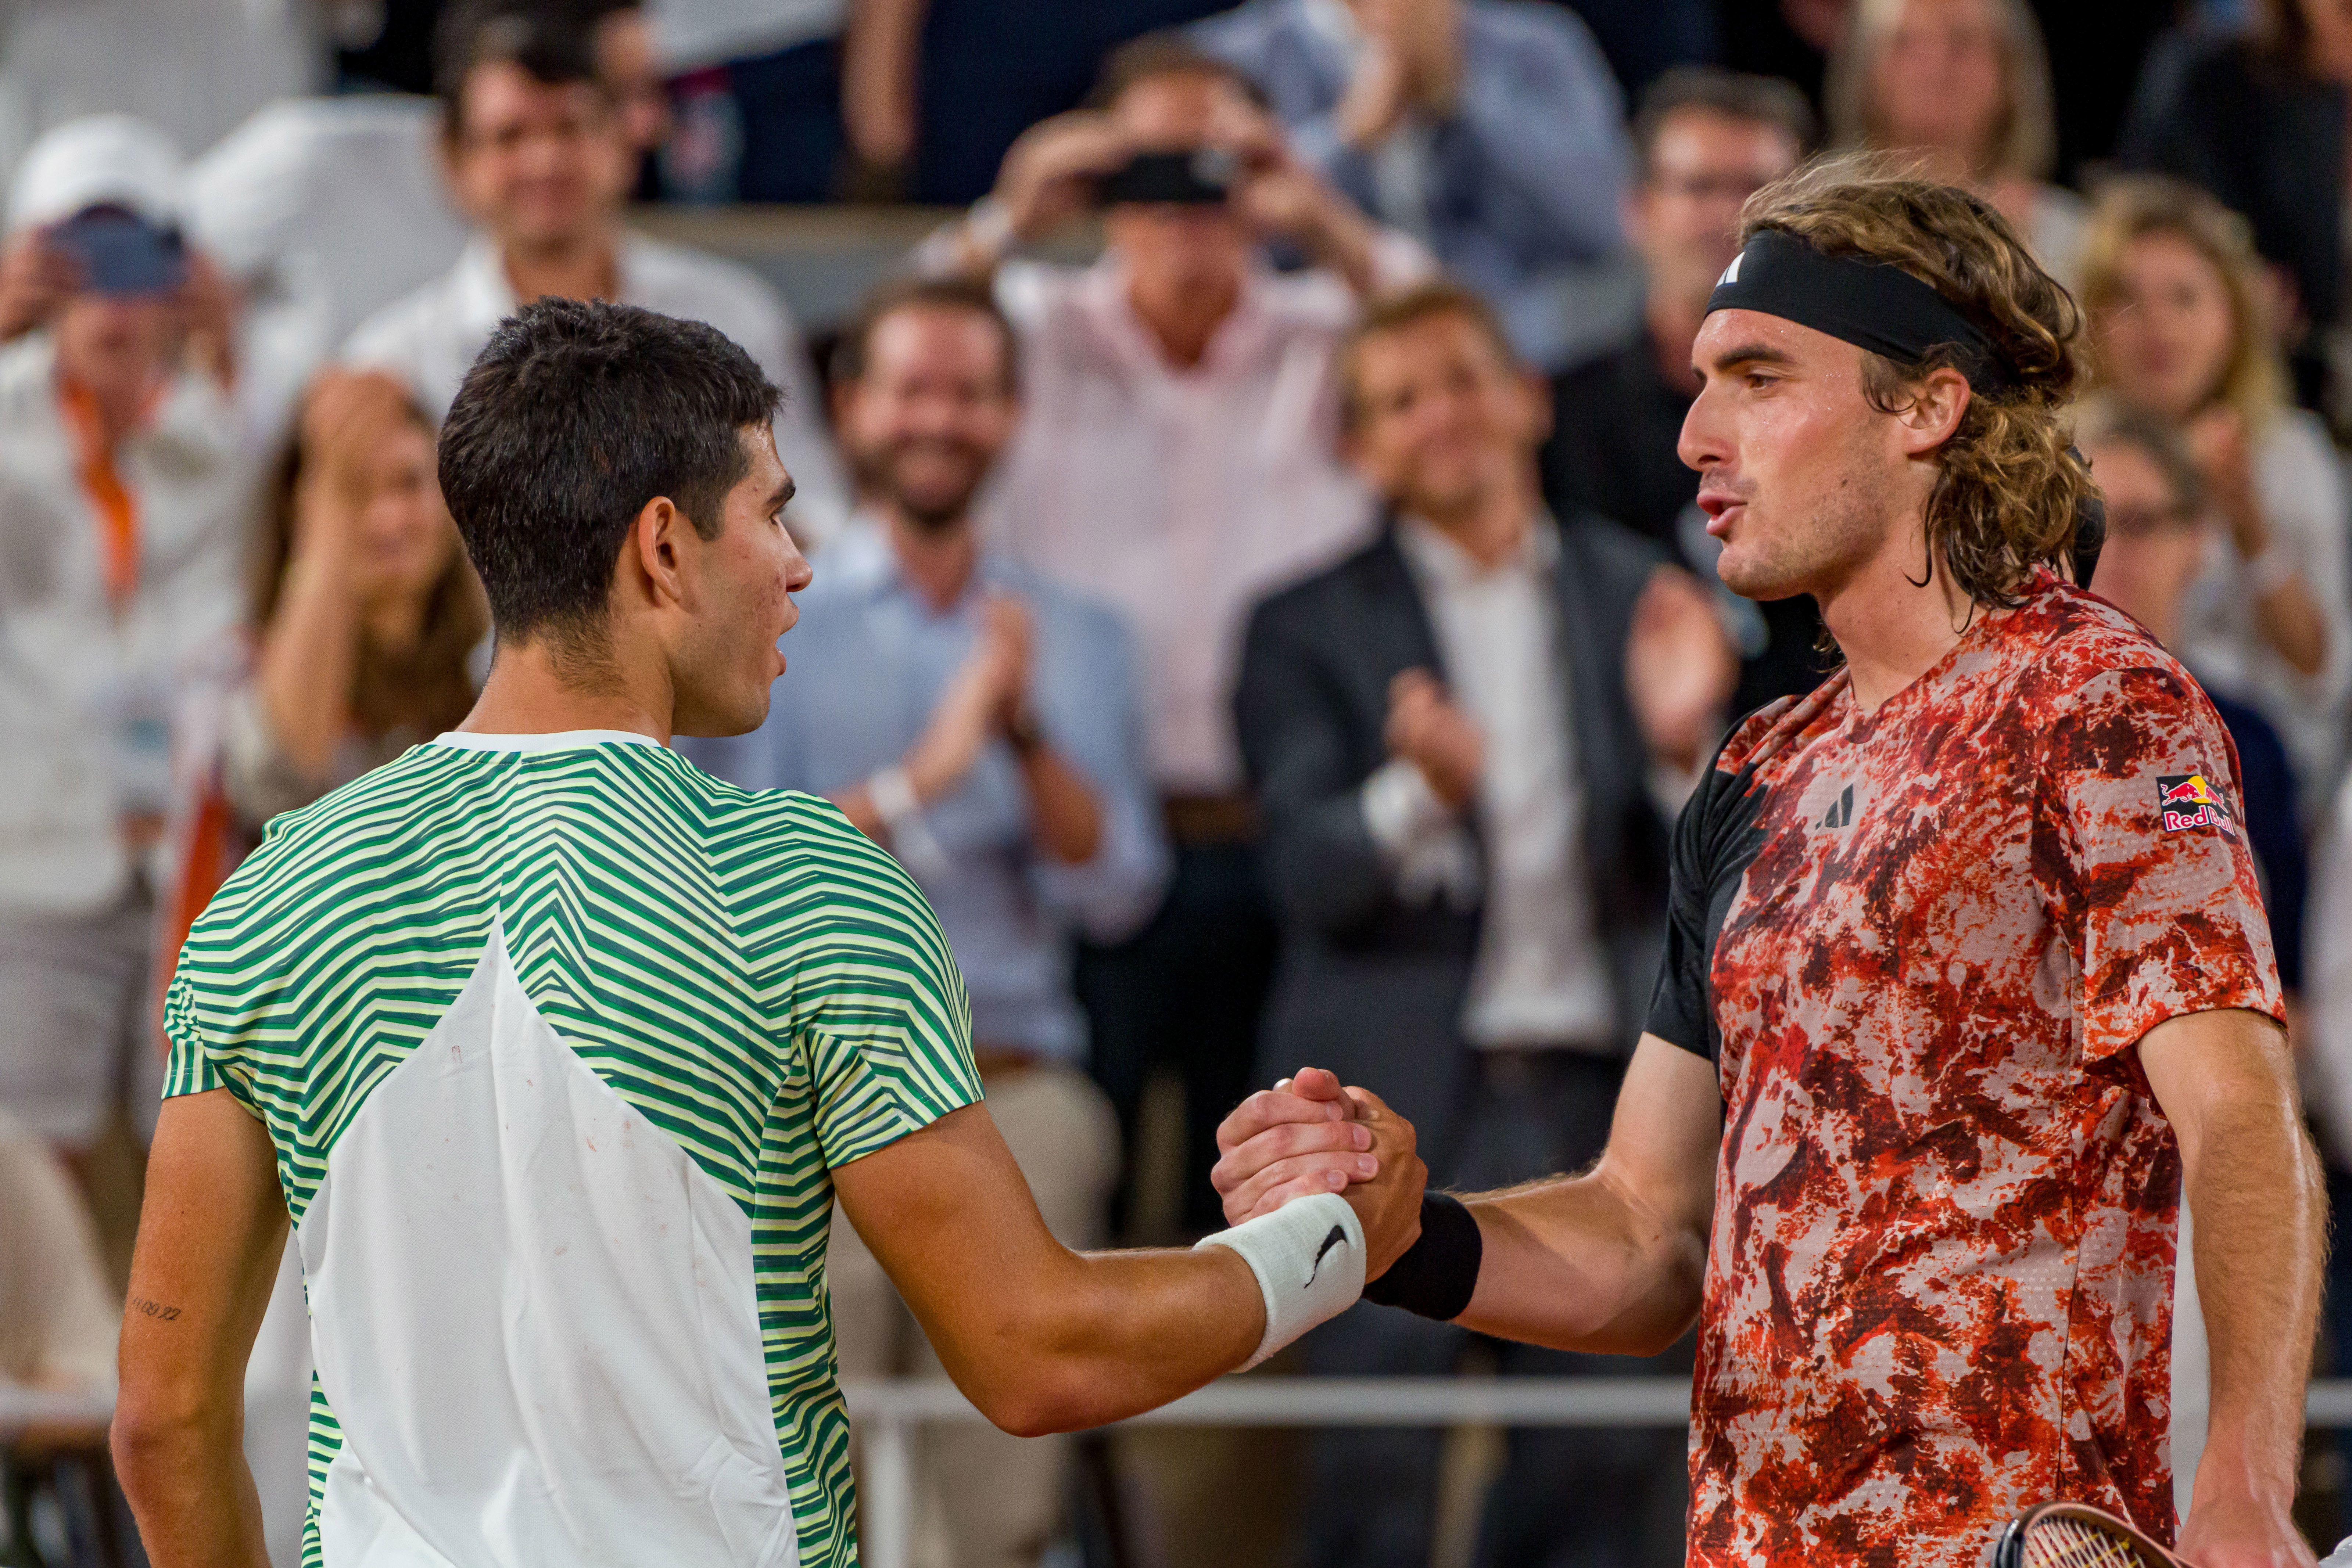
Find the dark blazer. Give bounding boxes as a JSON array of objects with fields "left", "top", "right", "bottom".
[{"left": 1233, "top": 512, "right": 1674, "bottom": 1172}]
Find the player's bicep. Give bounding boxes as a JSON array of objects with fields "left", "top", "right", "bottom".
[
  {"left": 830, "top": 1104, "right": 1065, "bottom": 1372},
  {"left": 2137, "top": 1007, "right": 2299, "bottom": 1175},
  {"left": 1593, "top": 1033, "right": 1723, "bottom": 1237},
  {"left": 118, "top": 1090, "right": 288, "bottom": 1422}
]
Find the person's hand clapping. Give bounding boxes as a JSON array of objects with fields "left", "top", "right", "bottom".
[
  {"left": 2185, "top": 404, "right": 2266, "bottom": 556},
  {"left": 980, "top": 594, "right": 1035, "bottom": 733},
  {"left": 1626, "top": 568, "right": 1738, "bottom": 774},
  {"left": 902, "top": 594, "right": 1028, "bottom": 801},
  {"left": 0, "top": 228, "right": 80, "bottom": 341},
  {"left": 1385, "top": 669, "right": 1482, "bottom": 811},
  {"left": 1338, "top": 0, "right": 1462, "bottom": 145}
]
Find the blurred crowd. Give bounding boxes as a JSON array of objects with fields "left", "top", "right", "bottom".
[{"left": 6, "top": 0, "right": 2352, "bottom": 1564}]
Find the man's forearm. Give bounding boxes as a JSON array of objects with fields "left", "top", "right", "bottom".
[
  {"left": 1014, "top": 742, "right": 1101, "bottom": 864},
  {"left": 1453, "top": 1170, "right": 1706, "bottom": 1355},
  {"left": 936, "top": 1245, "right": 1263, "bottom": 1435},
  {"left": 2186, "top": 1093, "right": 2326, "bottom": 1515},
  {"left": 114, "top": 1408, "right": 271, "bottom": 1568}
]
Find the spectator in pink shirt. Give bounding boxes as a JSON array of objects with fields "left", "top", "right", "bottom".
[{"left": 915, "top": 35, "right": 1431, "bottom": 1232}]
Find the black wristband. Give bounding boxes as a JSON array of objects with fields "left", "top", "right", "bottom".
[{"left": 1361, "top": 1191, "right": 1481, "bottom": 1321}]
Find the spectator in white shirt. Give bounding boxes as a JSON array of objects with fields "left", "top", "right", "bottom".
[
  {"left": 915, "top": 34, "right": 1431, "bottom": 1234},
  {"left": 0, "top": 116, "right": 253, "bottom": 1173},
  {"left": 344, "top": 0, "right": 851, "bottom": 548}
]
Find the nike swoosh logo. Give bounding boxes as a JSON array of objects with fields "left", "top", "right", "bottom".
[{"left": 1306, "top": 1224, "right": 1349, "bottom": 1288}]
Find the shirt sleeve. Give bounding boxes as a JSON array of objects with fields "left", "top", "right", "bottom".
[
  {"left": 779, "top": 805, "right": 985, "bottom": 1170},
  {"left": 2041, "top": 664, "right": 2285, "bottom": 1062},
  {"left": 1645, "top": 758, "right": 1731, "bottom": 1061},
  {"left": 160, "top": 966, "right": 259, "bottom": 1114}
]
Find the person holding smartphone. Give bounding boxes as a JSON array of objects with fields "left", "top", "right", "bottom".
[
  {"left": 909, "top": 36, "right": 1434, "bottom": 1241},
  {"left": 0, "top": 113, "right": 252, "bottom": 1189}
]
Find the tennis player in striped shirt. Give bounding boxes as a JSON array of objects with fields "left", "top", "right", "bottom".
[{"left": 107, "top": 297, "right": 1426, "bottom": 1568}]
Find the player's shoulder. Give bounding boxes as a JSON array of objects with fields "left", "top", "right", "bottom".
[
  {"left": 1248, "top": 530, "right": 1401, "bottom": 632},
  {"left": 2008, "top": 577, "right": 2211, "bottom": 718},
  {"left": 1715, "top": 673, "right": 1851, "bottom": 786},
  {"left": 671, "top": 753, "right": 921, "bottom": 899},
  {"left": 184, "top": 743, "right": 484, "bottom": 972}
]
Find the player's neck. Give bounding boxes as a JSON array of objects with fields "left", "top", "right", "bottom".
[
  {"left": 458, "top": 635, "right": 675, "bottom": 745},
  {"left": 882, "top": 507, "right": 980, "bottom": 613},
  {"left": 499, "top": 225, "right": 622, "bottom": 308},
  {"left": 1817, "top": 517, "right": 1983, "bottom": 716},
  {"left": 1409, "top": 461, "right": 1541, "bottom": 571}
]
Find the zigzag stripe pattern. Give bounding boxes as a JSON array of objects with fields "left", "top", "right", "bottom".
[{"left": 161, "top": 738, "right": 982, "bottom": 1568}]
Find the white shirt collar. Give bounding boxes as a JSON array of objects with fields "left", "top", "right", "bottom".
[
  {"left": 1396, "top": 510, "right": 1560, "bottom": 591},
  {"left": 430, "top": 730, "right": 662, "bottom": 752},
  {"left": 449, "top": 231, "right": 644, "bottom": 334}
]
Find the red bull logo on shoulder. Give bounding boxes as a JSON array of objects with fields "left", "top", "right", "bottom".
[{"left": 2156, "top": 773, "right": 2230, "bottom": 834}]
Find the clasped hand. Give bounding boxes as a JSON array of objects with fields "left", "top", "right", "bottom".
[{"left": 1212, "top": 1067, "right": 1428, "bottom": 1280}]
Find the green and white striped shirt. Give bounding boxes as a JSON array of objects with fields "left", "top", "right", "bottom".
[{"left": 163, "top": 731, "right": 982, "bottom": 1568}]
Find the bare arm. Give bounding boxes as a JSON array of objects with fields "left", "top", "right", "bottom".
[
  {"left": 1450, "top": 1036, "right": 1718, "bottom": 1354},
  {"left": 111, "top": 1090, "right": 289, "bottom": 1568},
  {"left": 1214, "top": 1038, "right": 1720, "bottom": 1355},
  {"left": 833, "top": 1098, "right": 1423, "bottom": 1435},
  {"left": 2141, "top": 1007, "right": 2324, "bottom": 1568},
  {"left": 840, "top": 0, "right": 926, "bottom": 171},
  {"left": 1011, "top": 738, "right": 1101, "bottom": 864}
]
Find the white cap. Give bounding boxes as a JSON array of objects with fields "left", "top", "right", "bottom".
[{"left": 8, "top": 115, "right": 184, "bottom": 233}]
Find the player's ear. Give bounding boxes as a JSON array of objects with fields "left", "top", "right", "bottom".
[
  {"left": 630, "top": 495, "right": 692, "bottom": 610},
  {"left": 1894, "top": 366, "right": 1971, "bottom": 456}
]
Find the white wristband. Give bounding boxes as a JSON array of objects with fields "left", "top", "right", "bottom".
[
  {"left": 866, "top": 764, "right": 950, "bottom": 880},
  {"left": 1195, "top": 1191, "right": 1366, "bottom": 1370}
]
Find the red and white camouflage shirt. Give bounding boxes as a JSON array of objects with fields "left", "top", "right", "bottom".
[{"left": 1646, "top": 570, "right": 2283, "bottom": 1565}]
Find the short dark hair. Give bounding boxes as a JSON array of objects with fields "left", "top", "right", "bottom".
[
  {"left": 1087, "top": 32, "right": 1264, "bottom": 111},
  {"left": 1337, "top": 281, "right": 1519, "bottom": 431},
  {"left": 434, "top": 0, "right": 608, "bottom": 138},
  {"left": 439, "top": 298, "right": 782, "bottom": 646},
  {"left": 1631, "top": 67, "right": 1818, "bottom": 179},
  {"left": 831, "top": 276, "right": 1019, "bottom": 394}
]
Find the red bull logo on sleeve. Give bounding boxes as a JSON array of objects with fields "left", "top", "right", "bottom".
[{"left": 2156, "top": 773, "right": 2231, "bottom": 834}]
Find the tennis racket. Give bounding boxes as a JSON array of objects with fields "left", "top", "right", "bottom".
[{"left": 1993, "top": 1503, "right": 2188, "bottom": 1568}]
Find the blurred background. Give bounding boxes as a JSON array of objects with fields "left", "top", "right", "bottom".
[{"left": 7, "top": 0, "right": 2352, "bottom": 1563}]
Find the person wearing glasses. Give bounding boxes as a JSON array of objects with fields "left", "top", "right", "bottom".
[{"left": 1541, "top": 66, "right": 1821, "bottom": 712}]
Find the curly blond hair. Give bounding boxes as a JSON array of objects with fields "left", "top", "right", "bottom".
[{"left": 1739, "top": 154, "right": 2093, "bottom": 606}]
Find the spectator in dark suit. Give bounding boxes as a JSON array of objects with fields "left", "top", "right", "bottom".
[
  {"left": 2120, "top": 0, "right": 2352, "bottom": 414},
  {"left": 1541, "top": 67, "right": 1823, "bottom": 713},
  {"left": 1234, "top": 281, "right": 1737, "bottom": 1568}
]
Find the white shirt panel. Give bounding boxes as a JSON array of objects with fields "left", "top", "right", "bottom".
[
  {"left": 302, "top": 925, "right": 798, "bottom": 1568},
  {"left": 1394, "top": 516, "right": 1613, "bottom": 1048}
]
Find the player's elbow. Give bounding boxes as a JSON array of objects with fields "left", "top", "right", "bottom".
[
  {"left": 110, "top": 1382, "right": 215, "bottom": 1501},
  {"left": 967, "top": 1366, "right": 1100, "bottom": 1438}
]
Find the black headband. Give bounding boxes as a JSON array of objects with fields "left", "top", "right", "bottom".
[{"left": 1705, "top": 228, "right": 2015, "bottom": 393}]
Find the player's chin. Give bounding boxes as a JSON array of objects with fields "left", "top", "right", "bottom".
[{"left": 1715, "top": 542, "right": 1803, "bottom": 603}]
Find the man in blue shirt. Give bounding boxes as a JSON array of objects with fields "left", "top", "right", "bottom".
[
  {"left": 684, "top": 276, "right": 1168, "bottom": 1568},
  {"left": 1191, "top": 0, "right": 1634, "bottom": 370}
]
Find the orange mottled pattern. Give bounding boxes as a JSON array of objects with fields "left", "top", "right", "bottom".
[{"left": 1683, "top": 574, "right": 2281, "bottom": 1567}]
